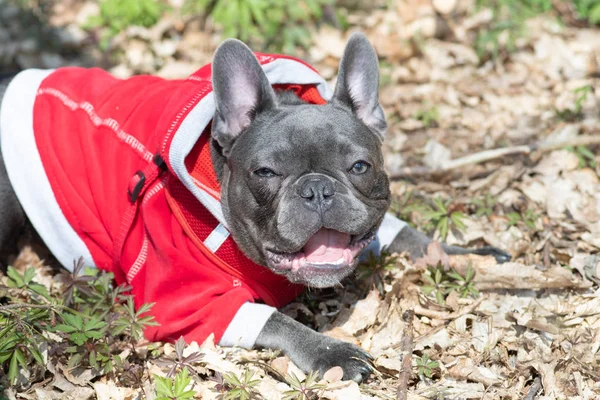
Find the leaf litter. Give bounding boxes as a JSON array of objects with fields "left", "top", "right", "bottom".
[{"left": 1, "top": 0, "right": 600, "bottom": 398}]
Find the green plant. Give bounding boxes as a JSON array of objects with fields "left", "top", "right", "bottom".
[
  {"left": 1, "top": 267, "right": 54, "bottom": 384},
  {"left": 557, "top": 84, "right": 594, "bottom": 120},
  {"left": 414, "top": 104, "right": 439, "bottom": 128},
  {"left": 86, "top": 0, "right": 165, "bottom": 48},
  {"left": 6, "top": 266, "right": 50, "bottom": 300},
  {"left": 112, "top": 297, "right": 160, "bottom": 343},
  {"left": 357, "top": 248, "right": 398, "bottom": 295},
  {"left": 421, "top": 264, "right": 447, "bottom": 304},
  {"left": 389, "top": 191, "right": 420, "bottom": 227},
  {"left": 283, "top": 371, "right": 325, "bottom": 400},
  {"left": 0, "top": 310, "right": 47, "bottom": 384},
  {"left": 414, "top": 353, "right": 439, "bottom": 379},
  {"left": 421, "top": 264, "right": 479, "bottom": 304},
  {"left": 574, "top": 0, "right": 600, "bottom": 24},
  {"left": 55, "top": 313, "right": 109, "bottom": 366},
  {"left": 474, "top": 0, "right": 552, "bottom": 62},
  {"left": 155, "top": 336, "right": 204, "bottom": 377},
  {"left": 574, "top": 84, "right": 593, "bottom": 113},
  {"left": 420, "top": 198, "right": 467, "bottom": 241},
  {"left": 507, "top": 208, "right": 539, "bottom": 230},
  {"left": 567, "top": 145, "right": 597, "bottom": 169},
  {"left": 187, "top": 0, "right": 333, "bottom": 53},
  {"left": 154, "top": 367, "right": 197, "bottom": 400},
  {"left": 221, "top": 370, "right": 261, "bottom": 400},
  {"left": 1, "top": 260, "right": 160, "bottom": 386},
  {"left": 445, "top": 265, "right": 479, "bottom": 299},
  {"left": 472, "top": 192, "right": 497, "bottom": 217}
]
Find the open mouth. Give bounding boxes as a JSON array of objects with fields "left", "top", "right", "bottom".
[{"left": 266, "top": 227, "right": 376, "bottom": 273}]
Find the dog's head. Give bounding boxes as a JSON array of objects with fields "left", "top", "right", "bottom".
[{"left": 210, "top": 33, "right": 390, "bottom": 288}]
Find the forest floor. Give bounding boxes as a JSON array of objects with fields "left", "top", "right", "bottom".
[{"left": 1, "top": 0, "right": 600, "bottom": 399}]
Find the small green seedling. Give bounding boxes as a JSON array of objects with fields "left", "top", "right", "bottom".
[
  {"left": 154, "top": 367, "right": 197, "bottom": 400},
  {"left": 445, "top": 265, "right": 479, "bottom": 299},
  {"left": 283, "top": 371, "right": 325, "bottom": 400},
  {"left": 414, "top": 104, "right": 439, "bottom": 128},
  {"left": 472, "top": 192, "right": 497, "bottom": 217},
  {"left": 566, "top": 145, "right": 597, "bottom": 169},
  {"left": 422, "top": 264, "right": 447, "bottom": 305},
  {"left": 7, "top": 266, "right": 50, "bottom": 300},
  {"left": 414, "top": 353, "right": 439, "bottom": 379},
  {"left": 421, "top": 198, "right": 467, "bottom": 241},
  {"left": 357, "top": 248, "right": 398, "bottom": 295},
  {"left": 154, "top": 336, "right": 204, "bottom": 377},
  {"left": 507, "top": 209, "right": 539, "bottom": 230},
  {"left": 421, "top": 264, "right": 479, "bottom": 304},
  {"left": 221, "top": 370, "right": 261, "bottom": 400}
]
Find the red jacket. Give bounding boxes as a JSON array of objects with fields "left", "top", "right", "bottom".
[{"left": 0, "top": 54, "right": 331, "bottom": 343}]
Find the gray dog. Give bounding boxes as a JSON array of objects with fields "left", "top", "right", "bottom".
[{"left": 0, "top": 33, "right": 509, "bottom": 382}]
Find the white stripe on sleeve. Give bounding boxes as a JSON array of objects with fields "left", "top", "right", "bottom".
[{"left": 219, "top": 302, "right": 276, "bottom": 349}]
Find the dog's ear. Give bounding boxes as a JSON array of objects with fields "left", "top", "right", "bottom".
[
  {"left": 211, "top": 39, "right": 277, "bottom": 155},
  {"left": 333, "top": 32, "right": 387, "bottom": 140}
]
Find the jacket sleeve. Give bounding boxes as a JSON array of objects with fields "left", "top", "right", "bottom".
[
  {"left": 124, "top": 186, "right": 257, "bottom": 344},
  {"left": 362, "top": 212, "right": 408, "bottom": 258}
]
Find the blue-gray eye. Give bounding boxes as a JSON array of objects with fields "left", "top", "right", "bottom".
[
  {"left": 350, "top": 161, "right": 370, "bottom": 175},
  {"left": 254, "top": 168, "right": 277, "bottom": 177}
]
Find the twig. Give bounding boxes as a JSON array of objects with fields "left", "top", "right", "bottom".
[
  {"left": 237, "top": 359, "right": 287, "bottom": 382},
  {"left": 391, "top": 134, "right": 600, "bottom": 179},
  {"left": 0, "top": 303, "right": 60, "bottom": 312},
  {"left": 524, "top": 376, "right": 543, "bottom": 400},
  {"left": 397, "top": 310, "right": 414, "bottom": 400},
  {"left": 412, "top": 296, "right": 484, "bottom": 320}
]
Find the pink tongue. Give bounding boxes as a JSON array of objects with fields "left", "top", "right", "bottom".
[{"left": 303, "top": 228, "right": 350, "bottom": 263}]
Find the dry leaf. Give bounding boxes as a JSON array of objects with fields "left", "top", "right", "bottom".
[
  {"left": 414, "top": 241, "right": 450, "bottom": 270},
  {"left": 323, "top": 366, "right": 344, "bottom": 383}
]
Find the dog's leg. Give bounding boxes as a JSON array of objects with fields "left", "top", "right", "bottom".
[
  {"left": 384, "top": 214, "right": 511, "bottom": 263},
  {"left": 219, "top": 302, "right": 372, "bottom": 382},
  {"left": 0, "top": 78, "right": 28, "bottom": 256},
  {"left": 255, "top": 310, "right": 373, "bottom": 382}
]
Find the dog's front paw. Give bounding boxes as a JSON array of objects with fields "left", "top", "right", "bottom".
[
  {"left": 310, "top": 338, "right": 373, "bottom": 382},
  {"left": 469, "top": 246, "right": 512, "bottom": 263}
]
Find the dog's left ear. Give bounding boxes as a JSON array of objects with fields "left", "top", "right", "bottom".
[{"left": 333, "top": 32, "right": 387, "bottom": 140}]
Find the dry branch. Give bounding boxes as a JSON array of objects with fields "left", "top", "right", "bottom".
[
  {"left": 449, "top": 255, "right": 592, "bottom": 290},
  {"left": 391, "top": 134, "right": 600, "bottom": 179},
  {"left": 413, "top": 296, "right": 484, "bottom": 320},
  {"left": 397, "top": 310, "right": 415, "bottom": 400}
]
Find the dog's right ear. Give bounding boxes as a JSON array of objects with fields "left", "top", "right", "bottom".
[
  {"left": 211, "top": 39, "right": 277, "bottom": 156},
  {"left": 332, "top": 32, "right": 387, "bottom": 140}
]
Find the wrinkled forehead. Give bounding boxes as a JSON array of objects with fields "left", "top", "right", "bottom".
[{"left": 231, "top": 103, "right": 383, "bottom": 164}]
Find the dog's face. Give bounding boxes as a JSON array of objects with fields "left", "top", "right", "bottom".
[{"left": 210, "top": 34, "right": 390, "bottom": 288}]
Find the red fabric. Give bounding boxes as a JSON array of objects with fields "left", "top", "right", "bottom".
[{"left": 31, "top": 54, "right": 325, "bottom": 343}]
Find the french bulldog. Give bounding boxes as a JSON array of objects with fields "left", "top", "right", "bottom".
[{"left": 0, "top": 33, "right": 509, "bottom": 382}]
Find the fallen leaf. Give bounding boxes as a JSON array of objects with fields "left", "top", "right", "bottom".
[
  {"left": 415, "top": 241, "right": 450, "bottom": 270},
  {"left": 323, "top": 366, "right": 344, "bottom": 383}
]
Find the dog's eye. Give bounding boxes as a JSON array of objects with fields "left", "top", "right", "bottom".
[
  {"left": 254, "top": 167, "right": 278, "bottom": 178},
  {"left": 350, "top": 161, "right": 370, "bottom": 175}
]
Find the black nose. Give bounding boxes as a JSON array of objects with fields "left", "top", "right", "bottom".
[{"left": 298, "top": 174, "right": 335, "bottom": 212}]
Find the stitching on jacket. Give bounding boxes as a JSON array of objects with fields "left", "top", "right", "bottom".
[
  {"left": 127, "top": 180, "right": 166, "bottom": 282},
  {"left": 37, "top": 88, "right": 154, "bottom": 163},
  {"left": 127, "top": 234, "right": 148, "bottom": 283},
  {"left": 142, "top": 180, "right": 166, "bottom": 206},
  {"left": 161, "top": 85, "right": 211, "bottom": 155}
]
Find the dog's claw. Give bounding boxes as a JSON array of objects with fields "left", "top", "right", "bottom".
[
  {"left": 359, "top": 348, "right": 374, "bottom": 361},
  {"left": 311, "top": 340, "right": 374, "bottom": 383},
  {"left": 471, "top": 246, "right": 512, "bottom": 263}
]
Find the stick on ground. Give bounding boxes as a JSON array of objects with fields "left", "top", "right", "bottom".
[
  {"left": 391, "top": 134, "right": 600, "bottom": 179},
  {"left": 397, "top": 310, "right": 415, "bottom": 400}
]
